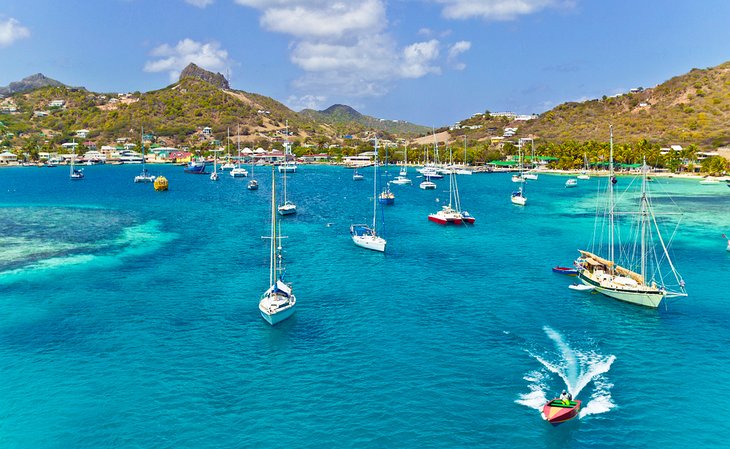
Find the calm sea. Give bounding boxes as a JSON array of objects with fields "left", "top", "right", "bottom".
[{"left": 0, "top": 164, "right": 728, "bottom": 448}]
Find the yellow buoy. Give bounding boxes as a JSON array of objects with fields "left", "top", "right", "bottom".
[{"left": 154, "top": 175, "right": 168, "bottom": 191}]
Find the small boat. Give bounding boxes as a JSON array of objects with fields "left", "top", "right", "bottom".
[
  {"left": 184, "top": 159, "right": 207, "bottom": 174},
  {"left": 230, "top": 127, "right": 248, "bottom": 177},
  {"left": 277, "top": 160, "right": 296, "bottom": 215},
  {"left": 511, "top": 187, "right": 526, "bottom": 206},
  {"left": 699, "top": 177, "right": 720, "bottom": 185},
  {"left": 565, "top": 178, "right": 578, "bottom": 188},
  {"left": 541, "top": 399, "right": 582, "bottom": 425},
  {"left": 378, "top": 183, "right": 395, "bottom": 205},
  {"left": 391, "top": 175, "right": 412, "bottom": 185},
  {"left": 210, "top": 147, "right": 221, "bottom": 181},
  {"left": 134, "top": 128, "right": 155, "bottom": 183},
  {"left": 577, "top": 154, "right": 590, "bottom": 179},
  {"left": 259, "top": 164, "right": 296, "bottom": 326},
  {"left": 523, "top": 172, "right": 538, "bottom": 181},
  {"left": 511, "top": 174, "right": 525, "bottom": 183},
  {"left": 552, "top": 266, "right": 578, "bottom": 275},
  {"left": 353, "top": 169, "right": 364, "bottom": 181},
  {"left": 154, "top": 176, "right": 168, "bottom": 191},
  {"left": 351, "top": 138, "right": 386, "bottom": 253},
  {"left": 69, "top": 144, "right": 84, "bottom": 180},
  {"left": 724, "top": 234, "right": 730, "bottom": 252},
  {"left": 420, "top": 176, "right": 437, "bottom": 190},
  {"left": 247, "top": 179, "right": 259, "bottom": 190},
  {"left": 569, "top": 283, "right": 595, "bottom": 292},
  {"left": 278, "top": 121, "right": 297, "bottom": 173}
]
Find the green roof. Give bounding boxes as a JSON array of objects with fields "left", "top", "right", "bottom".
[{"left": 489, "top": 160, "right": 518, "bottom": 166}]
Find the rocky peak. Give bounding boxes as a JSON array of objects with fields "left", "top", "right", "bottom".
[
  {"left": 0, "top": 73, "right": 66, "bottom": 96},
  {"left": 179, "top": 63, "right": 230, "bottom": 89}
]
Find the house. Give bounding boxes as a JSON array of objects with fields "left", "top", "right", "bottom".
[
  {"left": 202, "top": 126, "right": 213, "bottom": 136},
  {"left": 0, "top": 105, "right": 18, "bottom": 113},
  {"left": 123, "top": 143, "right": 136, "bottom": 151},
  {"left": 61, "top": 142, "right": 79, "bottom": 151},
  {"left": 83, "top": 150, "right": 106, "bottom": 162},
  {"left": 83, "top": 141, "right": 97, "bottom": 150},
  {"left": 75, "top": 129, "right": 89, "bottom": 138},
  {"left": 300, "top": 153, "right": 330, "bottom": 163},
  {"left": 0, "top": 151, "right": 18, "bottom": 163},
  {"left": 34, "top": 110, "right": 49, "bottom": 117},
  {"left": 48, "top": 100, "right": 65, "bottom": 108}
]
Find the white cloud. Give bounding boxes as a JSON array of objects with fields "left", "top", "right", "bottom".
[
  {"left": 0, "top": 18, "right": 31, "bottom": 47},
  {"left": 286, "top": 94, "right": 328, "bottom": 111},
  {"left": 184, "top": 0, "right": 214, "bottom": 7},
  {"left": 144, "top": 38, "right": 232, "bottom": 82},
  {"left": 400, "top": 40, "right": 441, "bottom": 78},
  {"left": 447, "top": 40, "right": 471, "bottom": 70},
  {"left": 235, "top": 0, "right": 450, "bottom": 100},
  {"left": 435, "top": 0, "right": 574, "bottom": 21}
]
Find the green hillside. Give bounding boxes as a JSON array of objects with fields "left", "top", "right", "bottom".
[{"left": 300, "top": 104, "right": 430, "bottom": 137}]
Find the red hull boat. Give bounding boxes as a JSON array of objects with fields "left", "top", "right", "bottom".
[
  {"left": 541, "top": 399, "right": 581, "bottom": 425},
  {"left": 552, "top": 266, "right": 578, "bottom": 276}
]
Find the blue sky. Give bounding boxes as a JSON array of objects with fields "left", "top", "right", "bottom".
[{"left": 1, "top": 0, "right": 729, "bottom": 126}]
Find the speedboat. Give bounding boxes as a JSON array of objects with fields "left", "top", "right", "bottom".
[
  {"left": 353, "top": 170, "right": 364, "bottom": 181},
  {"left": 541, "top": 399, "right": 581, "bottom": 425},
  {"left": 569, "top": 283, "right": 595, "bottom": 292},
  {"left": 565, "top": 178, "right": 578, "bottom": 187}
]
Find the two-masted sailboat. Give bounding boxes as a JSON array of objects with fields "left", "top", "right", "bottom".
[
  {"left": 259, "top": 165, "right": 297, "bottom": 325},
  {"left": 574, "top": 126, "right": 687, "bottom": 308}
]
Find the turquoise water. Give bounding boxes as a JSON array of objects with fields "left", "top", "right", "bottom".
[{"left": 0, "top": 165, "right": 728, "bottom": 448}]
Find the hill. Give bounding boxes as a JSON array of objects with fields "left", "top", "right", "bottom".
[
  {"left": 0, "top": 73, "right": 68, "bottom": 97},
  {"left": 451, "top": 61, "right": 730, "bottom": 149},
  {"left": 300, "top": 104, "right": 430, "bottom": 137}
]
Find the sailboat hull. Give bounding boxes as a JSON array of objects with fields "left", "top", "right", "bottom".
[
  {"left": 351, "top": 234, "right": 386, "bottom": 252},
  {"left": 577, "top": 272, "right": 665, "bottom": 308},
  {"left": 259, "top": 296, "right": 297, "bottom": 325}
]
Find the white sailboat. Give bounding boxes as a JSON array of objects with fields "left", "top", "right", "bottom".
[
  {"left": 574, "top": 126, "right": 687, "bottom": 308},
  {"left": 392, "top": 144, "right": 412, "bottom": 185},
  {"left": 577, "top": 153, "right": 590, "bottom": 180},
  {"left": 134, "top": 128, "right": 155, "bottom": 183},
  {"left": 522, "top": 138, "right": 539, "bottom": 180},
  {"left": 210, "top": 148, "right": 220, "bottom": 181},
  {"left": 351, "top": 138, "right": 387, "bottom": 252},
  {"left": 510, "top": 146, "right": 526, "bottom": 205},
  {"left": 277, "top": 159, "right": 296, "bottom": 215},
  {"left": 259, "top": 164, "right": 296, "bottom": 325},
  {"left": 247, "top": 155, "right": 258, "bottom": 190},
  {"left": 455, "top": 136, "right": 472, "bottom": 175},
  {"left": 278, "top": 120, "right": 297, "bottom": 173},
  {"left": 230, "top": 126, "right": 248, "bottom": 178}
]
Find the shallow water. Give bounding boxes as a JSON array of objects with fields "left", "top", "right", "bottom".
[{"left": 0, "top": 165, "right": 728, "bottom": 448}]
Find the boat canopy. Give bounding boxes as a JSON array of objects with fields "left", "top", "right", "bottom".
[{"left": 266, "top": 279, "right": 292, "bottom": 297}]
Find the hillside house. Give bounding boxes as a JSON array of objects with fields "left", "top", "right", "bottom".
[
  {"left": 202, "top": 126, "right": 213, "bottom": 136},
  {"left": 75, "top": 129, "right": 89, "bottom": 138},
  {"left": 48, "top": 100, "right": 65, "bottom": 108},
  {"left": 0, "top": 151, "right": 18, "bottom": 164}
]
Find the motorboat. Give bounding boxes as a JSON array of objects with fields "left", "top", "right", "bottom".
[
  {"left": 541, "top": 399, "right": 581, "bottom": 425},
  {"left": 565, "top": 178, "right": 578, "bottom": 187}
]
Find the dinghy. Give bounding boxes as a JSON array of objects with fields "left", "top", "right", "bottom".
[{"left": 541, "top": 399, "right": 581, "bottom": 425}]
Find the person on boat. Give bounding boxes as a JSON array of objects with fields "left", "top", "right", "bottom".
[{"left": 559, "top": 390, "right": 572, "bottom": 405}]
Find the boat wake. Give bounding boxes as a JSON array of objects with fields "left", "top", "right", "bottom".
[{"left": 516, "top": 326, "right": 616, "bottom": 420}]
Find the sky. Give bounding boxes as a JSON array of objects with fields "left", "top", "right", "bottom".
[{"left": 1, "top": 0, "right": 729, "bottom": 126}]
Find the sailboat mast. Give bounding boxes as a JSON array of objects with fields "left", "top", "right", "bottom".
[
  {"left": 141, "top": 126, "right": 145, "bottom": 171},
  {"left": 640, "top": 156, "right": 648, "bottom": 283},
  {"left": 373, "top": 138, "right": 378, "bottom": 231},
  {"left": 609, "top": 125, "right": 615, "bottom": 270},
  {"left": 270, "top": 165, "right": 277, "bottom": 286},
  {"left": 449, "top": 147, "right": 454, "bottom": 208}
]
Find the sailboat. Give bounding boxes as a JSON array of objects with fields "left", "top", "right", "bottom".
[
  {"left": 221, "top": 136, "right": 235, "bottom": 171},
  {"left": 230, "top": 126, "right": 248, "bottom": 178},
  {"left": 352, "top": 168, "right": 364, "bottom": 181},
  {"left": 574, "top": 126, "right": 687, "bottom": 308},
  {"left": 455, "top": 136, "right": 472, "bottom": 175},
  {"left": 210, "top": 148, "right": 220, "bottom": 181},
  {"left": 428, "top": 149, "right": 470, "bottom": 224},
  {"left": 259, "top": 164, "right": 297, "bottom": 325},
  {"left": 523, "top": 139, "right": 538, "bottom": 180},
  {"left": 277, "top": 159, "right": 296, "bottom": 215},
  {"left": 134, "top": 128, "right": 155, "bottom": 183},
  {"left": 351, "top": 138, "right": 387, "bottom": 252},
  {"left": 247, "top": 154, "right": 258, "bottom": 190},
  {"left": 69, "top": 141, "right": 84, "bottom": 180},
  {"left": 510, "top": 146, "right": 527, "bottom": 206},
  {"left": 278, "top": 121, "right": 297, "bottom": 173},
  {"left": 577, "top": 153, "right": 590, "bottom": 180},
  {"left": 391, "top": 144, "right": 412, "bottom": 185}
]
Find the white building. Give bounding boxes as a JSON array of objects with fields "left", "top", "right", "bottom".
[
  {"left": 75, "top": 129, "right": 89, "bottom": 138},
  {"left": 48, "top": 100, "right": 65, "bottom": 108},
  {"left": 0, "top": 151, "right": 18, "bottom": 163}
]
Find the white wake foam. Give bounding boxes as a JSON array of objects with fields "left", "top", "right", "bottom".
[{"left": 517, "top": 326, "right": 617, "bottom": 420}]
